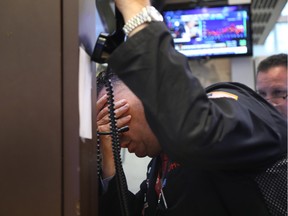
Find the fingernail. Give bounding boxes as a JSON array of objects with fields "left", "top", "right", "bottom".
[{"left": 125, "top": 115, "right": 132, "bottom": 120}]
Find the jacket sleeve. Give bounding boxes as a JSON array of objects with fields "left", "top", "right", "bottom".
[{"left": 108, "top": 22, "right": 287, "bottom": 170}]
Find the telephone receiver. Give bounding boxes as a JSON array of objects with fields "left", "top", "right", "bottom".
[
  {"left": 91, "top": 7, "right": 125, "bottom": 63},
  {"left": 92, "top": 0, "right": 166, "bottom": 64}
]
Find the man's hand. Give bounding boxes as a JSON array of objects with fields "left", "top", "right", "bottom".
[{"left": 96, "top": 94, "right": 131, "bottom": 178}]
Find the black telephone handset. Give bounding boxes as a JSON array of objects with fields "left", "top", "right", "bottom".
[
  {"left": 92, "top": 0, "right": 165, "bottom": 63},
  {"left": 92, "top": 8, "right": 125, "bottom": 63}
]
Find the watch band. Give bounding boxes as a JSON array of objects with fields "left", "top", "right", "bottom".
[{"left": 123, "top": 6, "right": 163, "bottom": 36}]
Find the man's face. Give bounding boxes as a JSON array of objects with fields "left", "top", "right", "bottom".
[
  {"left": 98, "top": 82, "right": 161, "bottom": 158},
  {"left": 256, "top": 66, "right": 287, "bottom": 118}
]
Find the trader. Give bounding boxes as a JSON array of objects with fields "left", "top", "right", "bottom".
[
  {"left": 97, "top": 0, "right": 287, "bottom": 215},
  {"left": 256, "top": 53, "right": 287, "bottom": 119}
]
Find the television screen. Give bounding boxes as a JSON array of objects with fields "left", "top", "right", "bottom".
[{"left": 162, "top": 3, "right": 253, "bottom": 59}]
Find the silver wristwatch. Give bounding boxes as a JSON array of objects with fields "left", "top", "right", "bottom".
[{"left": 123, "top": 6, "right": 163, "bottom": 36}]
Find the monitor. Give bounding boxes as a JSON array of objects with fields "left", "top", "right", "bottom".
[{"left": 162, "top": 3, "right": 253, "bottom": 59}]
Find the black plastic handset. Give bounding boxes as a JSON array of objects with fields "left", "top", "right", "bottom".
[
  {"left": 92, "top": 0, "right": 167, "bottom": 63},
  {"left": 92, "top": 8, "right": 125, "bottom": 63}
]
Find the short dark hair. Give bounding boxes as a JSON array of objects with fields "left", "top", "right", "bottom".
[
  {"left": 257, "top": 53, "right": 287, "bottom": 74},
  {"left": 96, "top": 69, "right": 121, "bottom": 97}
]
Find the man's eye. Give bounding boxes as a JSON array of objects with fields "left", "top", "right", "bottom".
[{"left": 272, "top": 90, "right": 287, "bottom": 98}]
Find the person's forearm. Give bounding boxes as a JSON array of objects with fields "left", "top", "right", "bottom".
[{"left": 102, "top": 148, "right": 115, "bottom": 179}]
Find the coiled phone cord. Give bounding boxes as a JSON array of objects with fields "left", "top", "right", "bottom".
[{"left": 97, "top": 71, "right": 130, "bottom": 216}]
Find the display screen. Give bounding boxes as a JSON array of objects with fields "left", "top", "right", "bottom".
[{"left": 162, "top": 4, "right": 253, "bottom": 59}]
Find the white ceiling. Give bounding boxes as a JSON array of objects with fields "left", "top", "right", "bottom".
[{"left": 251, "top": 0, "right": 287, "bottom": 44}]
